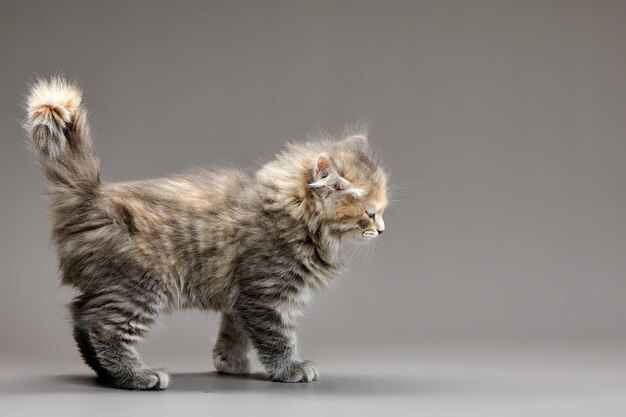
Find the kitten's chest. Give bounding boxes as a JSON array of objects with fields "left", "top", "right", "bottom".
[{"left": 298, "top": 245, "right": 341, "bottom": 289}]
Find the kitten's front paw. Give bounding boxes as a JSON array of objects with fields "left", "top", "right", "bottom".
[
  {"left": 273, "top": 360, "right": 319, "bottom": 383},
  {"left": 213, "top": 351, "right": 250, "bottom": 375},
  {"left": 109, "top": 369, "right": 170, "bottom": 390}
]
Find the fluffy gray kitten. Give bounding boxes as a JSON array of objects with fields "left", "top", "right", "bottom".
[{"left": 25, "top": 77, "right": 388, "bottom": 390}]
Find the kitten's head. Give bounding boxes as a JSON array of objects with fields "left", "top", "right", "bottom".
[
  {"left": 257, "top": 130, "right": 388, "bottom": 243},
  {"left": 307, "top": 134, "right": 388, "bottom": 242}
]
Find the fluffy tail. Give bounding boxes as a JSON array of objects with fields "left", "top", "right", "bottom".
[{"left": 25, "top": 77, "right": 101, "bottom": 191}]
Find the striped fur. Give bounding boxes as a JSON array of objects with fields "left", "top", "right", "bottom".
[{"left": 24, "top": 77, "right": 389, "bottom": 390}]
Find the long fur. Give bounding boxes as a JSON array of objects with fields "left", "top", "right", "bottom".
[{"left": 25, "top": 77, "right": 388, "bottom": 390}]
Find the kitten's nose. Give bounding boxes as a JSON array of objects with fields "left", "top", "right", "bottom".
[{"left": 375, "top": 217, "right": 385, "bottom": 235}]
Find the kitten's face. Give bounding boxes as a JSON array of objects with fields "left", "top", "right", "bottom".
[{"left": 309, "top": 136, "right": 388, "bottom": 242}]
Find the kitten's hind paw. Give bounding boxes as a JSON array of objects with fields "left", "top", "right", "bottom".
[
  {"left": 108, "top": 369, "right": 170, "bottom": 390},
  {"left": 272, "top": 360, "right": 319, "bottom": 383},
  {"left": 213, "top": 352, "right": 250, "bottom": 375}
]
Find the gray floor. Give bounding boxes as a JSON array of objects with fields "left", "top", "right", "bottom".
[{"left": 2, "top": 346, "right": 626, "bottom": 417}]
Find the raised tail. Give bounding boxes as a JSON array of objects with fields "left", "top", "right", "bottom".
[{"left": 25, "top": 77, "right": 101, "bottom": 191}]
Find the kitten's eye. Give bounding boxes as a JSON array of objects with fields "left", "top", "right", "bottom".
[
  {"left": 321, "top": 171, "right": 329, "bottom": 179},
  {"left": 366, "top": 211, "right": 375, "bottom": 219}
]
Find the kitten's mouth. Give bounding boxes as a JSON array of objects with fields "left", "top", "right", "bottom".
[{"left": 362, "top": 230, "right": 379, "bottom": 240}]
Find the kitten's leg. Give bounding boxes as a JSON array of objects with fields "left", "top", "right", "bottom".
[
  {"left": 71, "top": 290, "right": 169, "bottom": 390},
  {"left": 212, "top": 313, "right": 251, "bottom": 374},
  {"left": 235, "top": 295, "right": 318, "bottom": 383}
]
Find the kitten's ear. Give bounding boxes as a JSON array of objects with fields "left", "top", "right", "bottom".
[
  {"left": 313, "top": 152, "right": 332, "bottom": 180},
  {"left": 310, "top": 152, "right": 361, "bottom": 195},
  {"left": 310, "top": 152, "right": 340, "bottom": 192}
]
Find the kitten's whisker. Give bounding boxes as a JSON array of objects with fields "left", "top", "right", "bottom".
[
  {"left": 354, "top": 242, "right": 367, "bottom": 265},
  {"left": 385, "top": 181, "right": 415, "bottom": 194},
  {"left": 342, "top": 244, "right": 360, "bottom": 264},
  {"left": 386, "top": 199, "right": 406, "bottom": 208}
]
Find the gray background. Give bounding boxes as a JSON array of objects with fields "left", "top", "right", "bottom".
[{"left": 1, "top": 1, "right": 626, "bottom": 415}]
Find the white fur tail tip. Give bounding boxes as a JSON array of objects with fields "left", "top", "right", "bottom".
[{"left": 27, "top": 77, "right": 82, "bottom": 127}]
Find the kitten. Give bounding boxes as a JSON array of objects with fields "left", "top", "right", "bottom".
[{"left": 25, "top": 77, "right": 388, "bottom": 390}]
